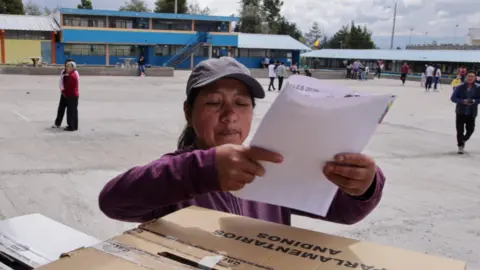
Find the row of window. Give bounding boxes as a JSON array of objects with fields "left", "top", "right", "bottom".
[
  {"left": 63, "top": 44, "right": 293, "bottom": 58},
  {"left": 62, "top": 15, "right": 229, "bottom": 32},
  {"left": 4, "top": 30, "right": 51, "bottom": 40}
]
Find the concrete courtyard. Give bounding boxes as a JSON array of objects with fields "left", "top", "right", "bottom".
[{"left": 0, "top": 72, "right": 479, "bottom": 269}]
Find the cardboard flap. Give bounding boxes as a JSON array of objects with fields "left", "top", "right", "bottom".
[{"left": 139, "top": 206, "right": 466, "bottom": 270}]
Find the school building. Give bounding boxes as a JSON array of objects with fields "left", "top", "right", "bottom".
[
  {"left": 0, "top": 9, "right": 309, "bottom": 69},
  {"left": 302, "top": 49, "right": 480, "bottom": 75},
  {"left": 0, "top": 14, "right": 60, "bottom": 64}
]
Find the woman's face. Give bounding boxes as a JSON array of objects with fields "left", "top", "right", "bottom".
[{"left": 187, "top": 78, "right": 254, "bottom": 149}]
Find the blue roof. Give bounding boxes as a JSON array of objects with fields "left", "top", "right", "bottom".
[
  {"left": 238, "top": 33, "right": 310, "bottom": 51},
  {"left": 301, "top": 49, "right": 480, "bottom": 63},
  {"left": 59, "top": 8, "right": 239, "bottom": 22}
]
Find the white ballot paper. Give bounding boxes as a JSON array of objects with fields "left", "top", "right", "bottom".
[{"left": 232, "top": 75, "right": 395, "bottom": 216}]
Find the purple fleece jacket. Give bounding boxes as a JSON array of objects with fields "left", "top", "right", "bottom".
[{"left": 99, "top": 147, "right": 386, "bottom": 225}]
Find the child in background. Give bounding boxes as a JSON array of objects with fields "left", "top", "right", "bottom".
[{"left": 451, "top": 75, "right": 462, "bottom": 90}]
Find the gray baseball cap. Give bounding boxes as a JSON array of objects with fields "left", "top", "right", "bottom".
[{"left": 186, "top": 57, "right": 265, "bottom": 99}]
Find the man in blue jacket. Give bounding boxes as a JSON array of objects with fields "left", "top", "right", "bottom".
[{"left": 451, "top": 70, "right": 480, "bottom": 154}]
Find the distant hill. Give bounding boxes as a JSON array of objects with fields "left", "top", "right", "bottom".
[{"left": 371, "top": 36, "right": 469, "bottom": 49}]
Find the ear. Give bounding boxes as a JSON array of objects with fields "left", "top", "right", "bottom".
[{"left": 183, "top": 101, "right": 192, "bottom": 126}]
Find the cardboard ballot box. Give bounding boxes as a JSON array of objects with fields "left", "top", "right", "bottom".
[{"left": 38, "top": 206, "right": 466, "bottom": 270}]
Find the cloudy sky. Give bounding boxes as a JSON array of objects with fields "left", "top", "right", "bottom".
[{"left": 36, "top": 0, "right": 478, "bottom": 46}]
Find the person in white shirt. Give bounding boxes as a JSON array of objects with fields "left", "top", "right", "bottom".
[
  {"left": 434, "top": 65, "right": 442, "bottom": 91},
  {"left": 263, "top": 57, "right": 270, "bottom": 68},
  {"left": 53, "top": 58, "right": 80, "bottom": 128},
  {"left": 268, "top": 61, "right": 276, "bottom": 91},
  {"left": 275, "top": 61, "right": 287, "bottom": 91},
  {"left": 425, "top": 64, "right": 435, "bottom": 92}
]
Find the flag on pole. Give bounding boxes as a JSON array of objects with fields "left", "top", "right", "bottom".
[{"left": 313, "top": 39, "right": 320, "bottom": 48}]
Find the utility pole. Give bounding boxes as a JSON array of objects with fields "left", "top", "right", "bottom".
[
  {"left": 390, "top": 1, "right": 398, "bottom": 50},
  {"left": 454, "top": 24, "right": 459, "bottom": 44},
  {"left": 409, "top": 28, "right": 414, "bottom": 46},
  {"left": 175, "top": 0, "right": 178, "bottom": 14}
]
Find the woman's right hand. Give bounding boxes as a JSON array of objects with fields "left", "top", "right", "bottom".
[{"left": 215, "top": 144, "right": 283, "bottom": 191}]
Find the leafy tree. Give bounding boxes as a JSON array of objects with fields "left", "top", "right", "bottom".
[
  {"left": 0, "top": 0, "right": 24, "bottom": 15},
  {"left": 237, "top": 0, "right": 263, "bottom": 33},
  {"left": 262, "top": 0, "right": 282, "bottom": 33},
  {"left": 120, "top": 0, "right": 150, "bottom": 12},
  {"left": 276, "top": 16, "right": 302, "bottom": 41},
  {"left": 304, "top": 22, "right": 322, "bottom": 48},
  {"left": 24, "top": 0, "right": 41, "bottom": 15},
  {"left": 43, "top": 6, "right": 60, "bottom": 15},
  {"left": 326, "top": 22, "right": 375, "bottom": 49},
  {"left": 154, "top": 0, "right": 187, "bottom": 13},
  {"left": 77, "top": 0, "right": 93, "bottom": 9},
  {"left": 188, "top": 2, "right": 210, "bottom": 15}
]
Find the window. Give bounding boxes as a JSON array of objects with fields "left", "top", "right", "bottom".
[
  {"left": 110, "top": 45, "right": 136, "bottom": 57},
  {"left": 63, "top": 15, "right": 106, "bottom": 28},
  {"left": 194, "top": 46, "right": 209, "bottom": 57},
  {"left": 154, "top": 45, "right": 171, "bottom": 56},
  {"left": 270, "top": 50, "right": 289, "bottom": 58},
  {"left": 249, "top": 49, "right": 266, "bottom": 57},
  {"left": 152, "top": 19, "right": 192, "bottom": 31},
  {"left": 4, "top": 31, "right": 50, "bottom": 40},
  {"left": 238, "top": 49, "right": 249, "bottom": 57},
  {"left": 110, "top": 18, "right": 134, "bottom": 29},
  {"left": 64, "top": 44, "right": 105, "bottom": 56},
  {"left": 195, "top": 21, "right": 226, "bottom": 32}
]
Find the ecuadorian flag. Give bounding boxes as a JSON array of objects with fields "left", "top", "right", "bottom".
[{"left": 313, "top": 39, "right": 321, "bottom": 48}]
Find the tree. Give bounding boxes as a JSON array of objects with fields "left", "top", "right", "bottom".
[
  {"left": 24, "top": 1, "right": 42, "bottom": 15},
  {"left": 237, "top": 0, "right": 263, "bottom": 33},
  {"left": 154, "top": 0, "right": 187, "bottom": 13},
  {"left": 304, "top": 22, "right": 323, "bottom": 48},
  {"left": 276, "top": 16, "right": 302, "bottom": 41},
  {"left": 77, "top": 0, "right": 93, "bottom": 9},
  {"left": 188, "top": 2, "right": 210, "bottom": 15},
  {"left": 326, "top": 22, "right": 375, "bottom": 49},
  {"left": 120, "top": 0, "right": 150, "bottom": 12},
  {"left": 262, "top": 0, "right": 282, "bottom": 33},
  {"left": 0, "top": 0, "right": 24, "bottom": 15},
  {"left": 43, "top": 6, "right": 60, "bottom": 15}
]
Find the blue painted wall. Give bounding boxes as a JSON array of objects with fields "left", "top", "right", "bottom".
[
  {"left": 236, "top": 57, "right": 289, "bottom": 69},
  {"left": 62, "top": 29, "right": 238, "bottom": 47}
]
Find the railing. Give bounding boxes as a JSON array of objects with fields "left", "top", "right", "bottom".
[{"left": 163, "top": 32, "right": 209, "bottom": 67}]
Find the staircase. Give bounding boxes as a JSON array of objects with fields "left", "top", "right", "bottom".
[{"left": 163, "top": 32, "right": 209, "bottom": 68}]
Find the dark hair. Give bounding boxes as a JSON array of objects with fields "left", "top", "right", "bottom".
[
  {"left": 65, "top": 58, "right": 74, "bottom": 64},
  {"left": 467, "top": 70, "right": 476, "bottom": 76},
  {"left": 176, "top": 86, "right": 257, "bottom": 149}
]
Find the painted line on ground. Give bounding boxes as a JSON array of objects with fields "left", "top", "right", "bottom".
[{"left": 11, "top": 110, "right": 30, "bottom": 122}]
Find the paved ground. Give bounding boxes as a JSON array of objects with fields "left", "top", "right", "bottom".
[{"left": 0, "top": 72, "right": 479, "bottom": 269}]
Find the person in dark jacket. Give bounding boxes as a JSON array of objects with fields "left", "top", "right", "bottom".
[
  {"left": 451, "top": 70, "right": 480, "bottom": 154},
  {"left": 98, "top": 57, "right": 386, "bottom": 225},
  {"left": 63, "top": 61, "right": 80, "bottom": 131},
  {"left": 138, "top": 56, "right": 146, "bottom": 76}
]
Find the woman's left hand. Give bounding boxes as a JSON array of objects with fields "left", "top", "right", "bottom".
[{"left": 323, "top": 153, "right": 377, "bottom": 197}]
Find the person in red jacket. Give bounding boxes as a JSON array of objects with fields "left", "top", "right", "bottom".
[
  {"left": 400, "top": 62, "right": 409, "bottom": 85},
  {"left": 62, "top": 61, "right": 79, "bottom": 131}
]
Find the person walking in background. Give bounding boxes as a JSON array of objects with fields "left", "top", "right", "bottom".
[
  {"left": 451, "top": 70, "right": 480, "bottom": 154},
  {"left": 459, "top": 66, "right": 467, "bottom": 82},
  {"left": 53, "top": 58, "right": 78, "bottom": 128},
  {"left": 425, "top": 64, "right": 435, "bottom": 92},
  {"left": 267, "top": 61, "right": 276, "bottom": 91},
  {"left": 290, "top": 63, "right": 300, "bottom": 75},
  {"left": 63, "top": 62, "right": 80, "bottom": 131},
  {"left": 433, "top": 65, "right": 442, "bottom": 91},
  {"left": 346, "top": 62, "right": 352, "bottom": 79},
  {"left": 400, "top": 62, "right": 409, "bottom": 85},
  {"left": 138, "top": 56, "right": 146, "bottom": 77},
  {"left": 374, "top": 61, "right": 382, "bottom": 79},
  {"left": 276, "top": 61, "right": 287, "bottom": 91}
]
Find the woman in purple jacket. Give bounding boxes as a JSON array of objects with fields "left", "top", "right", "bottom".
[{"left": 99, "top": 57, "right": 386, "bottom": 225}]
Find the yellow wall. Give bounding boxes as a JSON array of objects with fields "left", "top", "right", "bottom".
[{"left": 4, "top": 39, "right": 42, "bottom": 64}]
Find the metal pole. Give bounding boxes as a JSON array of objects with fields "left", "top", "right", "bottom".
[
  {"left": 390, "top": 1, "right": 397, "bottom": 50},
  {"left": 454, "top": 24, "right": 458, "bottom": 44},
  {"left": 175, "top": 0, "right": 178, "bottom": 14},
  {"left": 409, "top": 28, "right": 413, "bottom": 46}
]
